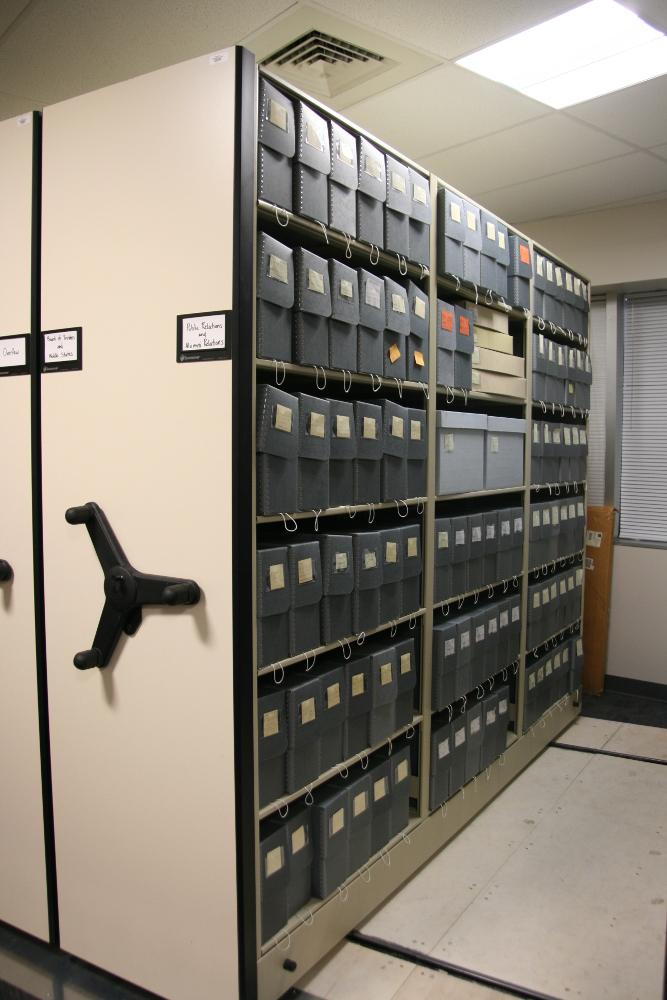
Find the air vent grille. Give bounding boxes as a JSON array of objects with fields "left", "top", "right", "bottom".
[{"left": 263, "top": 31, "right": 385, "bottom": 71}]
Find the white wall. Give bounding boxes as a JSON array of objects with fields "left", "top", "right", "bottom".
[{"left": 523, "top": 200, "right": 667, "bottom": 688}]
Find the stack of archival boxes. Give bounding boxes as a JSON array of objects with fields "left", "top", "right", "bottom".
[{"left": 471, "top": 305, "right": 525, "bottom": 399}]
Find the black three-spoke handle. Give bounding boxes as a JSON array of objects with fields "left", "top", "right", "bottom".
[{"left": 66, "top": 502, "right": 201, "bottom": 670}]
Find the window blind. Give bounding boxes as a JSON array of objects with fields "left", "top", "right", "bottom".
[
  {"left": 587, "top": 297, "right": 607, "bottom": 506},
  {"left": 619, "top": 291, "right": 667, "bottom": 543}
]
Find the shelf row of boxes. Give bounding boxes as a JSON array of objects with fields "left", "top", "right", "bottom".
[
  {"left": 472, "top": 304, "right": 526, "bottom": 397},
  {"left": 257, "top": 385, "right": 427, "bottom": 515},
  {"left": 533, "top": 249, "right": 590, "bottom": 338},
  {"left": 524, "top": 633, "right": 584, "bottom": 730},
  {"left": 434, "top": 507, "right": 524, "bottom": 602},
  {"left": 257, "top": 634, "right": 417, "bottom": 808},
  {"left": 532, "top": 333, "right": 593, "bottom": 407},
  {"left": 257, "top": 526, "right": 422, "bottom": 667},
  {"left": 257, "top": 232, "right": 430, "bottom": 379},
  {"left": 258, "top": 77, "right": 430, "bottom": 264},
  {"left": 527, "top": 568, "right": 584, "bottom": 651},
  {"left": 529, "top": 500, "right": 586, "bottom": 567},
  {"left": 435, "top": 299, "right": 475, "bottom": 389},
  {"left": 431, "top": 598, "right": 521, "bottom": 712},
  {"left": 530, "top": 420, "right": 589, "bottom": 485},
  {"left": 437, "top": 188, "right": 531, "bottom": 305},
  {"left": 260, "top": 742, "right": 412, "bottom": 943},
  {"left": 436, "top": 412, "right": 526, "bottom": 494},
  {"left": 429, "top": 685, "right": 512, "bottom": 810}
]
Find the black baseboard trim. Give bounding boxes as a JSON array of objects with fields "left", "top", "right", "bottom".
[
  {"left": 348, "top": 930, "right": 558, "bottom": 1000},
  {"left": 551, "top": 742, "right": 666, "bottom": 766},
  {"left": 605, "top": 675, "right": 667, "bottom": 702}
]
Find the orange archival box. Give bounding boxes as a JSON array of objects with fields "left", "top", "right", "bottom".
[{"left": 583, "top": 506, "right": 615, "bottom": 695}]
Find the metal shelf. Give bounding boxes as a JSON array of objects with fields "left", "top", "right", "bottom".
[
  {"left": 435, "top": 272, "right": 526, "bottom": 321},
  {"left": 257, "top": 200, "right": 428, "bottom": 283},
  {"left": 532, "top": 315, "right": 588, "bottom": 349},
  {"left": 527, "top": 617, "right": 582, "bottom": 656},
  {"left": 433, "top": 573, "right": 523, "bottom": 612},
  {"left": 258, "top": 716, "right": 423, "bottom": 821},
  {"left": 257, "top": 497, "right": 426, "bottom": 526},
  {"left": 530, "top": 481, "right": 587, "bottom": 493},
  {"left": 531, "top": 399, "right": 589, "bottom": 421},
  {"left": 255, "top": 357, "right": 428, "bottom": 397},
  {"left": 430, "top": 662, "right": 521, "bottom": 719},
  {"left": 436, "top": 385, "right": 526, "bottom": 407},
  {"left": 436, "top": 485, "right": 526, "bottom": 503},
  {"left": 527, "top": 548, "right": 585, "bottom": 576},
  {"left": 256, "top": 608, "right": 426, "bottom": 677}
]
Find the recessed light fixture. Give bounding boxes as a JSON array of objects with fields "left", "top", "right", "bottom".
[{"left": 456, "top": 0, "right": 667, "bottom": 108}]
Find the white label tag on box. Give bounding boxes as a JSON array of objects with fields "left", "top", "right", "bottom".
[
  {"left": 268, "top": 98, "right": 288, "bottom": 131},
  {"left": 551, "top": 506, "right": 559, "bottom": 525},
  {"left": 514, "top": 517, "right": 523, "bottom": 533},
  {"left": 364, "top": 550, "right": 377, "bottom": 570},
  {"left": 455, "top": 728, "right": 466, "bottom": 748},
  {"left": 363, "top": 416, "right": 377, "bottom": 439},
  {"left": 471, "top": 717, "right": 481, "bottom": 735},
  {"left": 529, "top": 674, "right": 536, "bottom": 690},
  {"left": 577, "top": 501, "right": 585, "bottom": 518},
  {"left": 500, "top": 610, "right": 509, "bottom": 627},
  {"left": 445, "top": 638, "right": 455, "bottom": 656},
  {"left": 537, "top": 667, "right": 544, "bottom": 683},
  {"left": 572, "top": 427, "right": 580, "bottom": 445},
  {"left": 489, "top": 618, "right": 498, "bottom": 635},
  {"left": 274, "top": 403, "right": 293, "bottom": 433},
  {"left": 353, "top": 791, "right": 368, "bottom": 817},
  {"left": 533, "top": 592, "right": 540, "bottom": 609},
  {"left": 542, "top": 587, "right": 550, "bottom": 604},
  {"left": 536, "top": 255, "right": 544, "bottom": 277},
  {"left": 335, "top": 551, "right": 349, "bottom": 572},
  {"left": 265, "top": 846, "right": 284, "bottom": 877},
  {"left": 268, "top": 563, "right": 285, "bottom": 591},
  {"left": 300, "top": 697, "right": 316, "bottom": 724},
  {"left": 546, "top": 661, "right": 553, "bottom": 676},
  {"left": 438, "top": 738, "right": 450, "bottom": 759},
  {"left": 391, "top": 170, "right": 407, "bottom": 193},
  {"left": 438, "top": 530, "right": 449, "bottom": 549},
  {"left": 374, "top": 777, "right": 388, "bottom": 801},
  {"left": 490, "top": 435, "right": 499, "bottom": 454},
  {"left": 291, "top": 825, "right": 307, "bottom": 853},
  {"left": 476, "top": 625, "right": 485, "bottom": 643},
  {"left": 385, "top": 541, "right": 398, "bottom": 564},
  {"left": 566, "top": 272, "right": 573, "bottom": 292},
  {"left": 501, "top": 520, "right": 510, "bottom": 536},
  {"left": 340, "top": 278, "right": 354, "bottom": 299},
  {"left": 263, "top": 710, "right": 279, "bottom": 738},
  {"left": 460, "top": 630, "right": 470, "bottom": 649},
  {"left": 351, "top": 672, "right": 365, "bottom": 697},
  {"left": 337, "top": 138, "right": 355, "bottom": 167},
  {"left": 550, "top": 583, "right": 557, "bottom": 601},
  {"left": 365, "top": 153, "right": 382, "bottom": 180},
  {"left": 396, "top": 759, "right": 409, "bottom": 783},
  {"left": 365, "top": 281, "right": 381, "bottom": 309},
  {"left": 486, "top": 524, "right": 496, "bottom": 540},
  {"left": 407, "top": 536, "right": 418, "bottom": 558},
  {"left": 560, "top": 579, "right": 567, "bottom": 596},
  {"left": 486, "top": 221, "right": 496, "bottom": 241},
  {"left": 444, "top": 432, "right": 455, "bottom": 452},
  {"left": 456, "top": 529, "right": 465, "bottom": 546},
  {"left": 498, "top": 231, "right": 506, "bottom": 250},
  {"left": 577, "top": 638, "right": 583, "bottom": 656},
  {"left": 546, "top": 261, "right": 554, "bottom": 282},
  {"left": 327, "top": 683, "right": 341, "bottom": 709},
  {"left": 330, "top": 809, "right": 345, "bottom": 836},
  {"left": 335, "top": 414, "right": 351, "bottom": 439},
  {"left": 466, "top": 209, "right": 477, "bottom": 231},
  {"left": 576, "top": 568, "right": 583, "bottom": 585},
  {"left": 533, "top": 424, "right": 540, "bottom": 443},
  {"left": 414, "top": 295, "right": 426, "bottom": 319},
  {"left": 380, "top": 662, "right": 392, "bottom": 685},
  {"left": 268, "top": 254, "right": 288, "bottom": 283},
  {"left": 400, "top": 652, "right": 412, "bottom": 675},
  {"left": 391, "top": 292, "right": 406, "bottom": 314},
  {"left": 472, "top": 370, "right": 481, "bottom": 386},
  {"left": 413, "top": 182, "right": 428, "bottom": 205},
  {"left": 308, "top": 268, "right": 325, "bottom": 294},
  {"left": 556, "top": 267, "right": 563, "bottom": 287},
  {"left": 472, "top": 526, "right": 482, "bottom": 543},
  {"left": 391, "top": 415, "right": 404, "bottom": 438},
  {"left": 298, "top": 558, "right": 314, "bottom": 584},
  {"left": 544, "top": 509, "right": 551, "bottom": 526},
  {"left": 568, "top": 576, "right": 574, "bottom": 591},
  {"left": 500, "top": 697, "right": 508, "bottom": 714},
  {"left": 487, "top": 708, "right": 497, "bottom": 725},
  {"left": 410, "top": 419, "right": 422, "bottom": 441},
  {"left": 306, "top": 120, "right": 324, "bottom": 151},
  {"left": 450, "top": 201, "right": 461, "bottom": 223},
  {"left": 309, "top": 411, "right": 326, "bottom": 438}
]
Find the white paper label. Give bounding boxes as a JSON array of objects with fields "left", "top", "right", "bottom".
[
  {"left": 410, "top": 419, "right": 422, "bottom": 441},
  {"left": 456, "top": 529, "right": 465, "bottom": 546},
  {"left": 396, "top": 759, "right": 409, "bottom": 783},
  {"left": 268, "top": 563, "right": 285, "bottom": 591},
  {"left": 391, "top": 415, "right": 404, "bottom": 438},
  {"left": 292, "top": 825, "right": 307, "bottom": 853},
  {"left": 501, "top": 519, "right": 510, "bottom": 536},
  {"left": 471, "top": 717, "right": 481, "bottom": 735},
  {"left": 533, "top": 592, "right": 540, "bottom": 609},
  {"left": 542, "top": 587, "right": 550, "bottom": 604},
  {"left": 363, "top": 416, "right": 377, "bottom": 440},
  {"left": 298, "top": 558, "right": 314, "bottom": 584},
  {"left": 337, "top": 138, "right": 355, "bottom": 167},
  {"left": 306, "top": 119, "right": 324, "bottom": 151},
  {"left": 365, "top": 153, "right": 382, "bottom": 180},
  {"left": 335, "top": 551, "right": 349, "bottom": 572},
  {"left": 577, "top": 501, "right": 585, "bottom": 518},
  {"left": 569, "top": 503, "right": 576, "bottom": 519},
  {"left": 308, "top": 268, "right": 325, "bottom": 294},
  {"left": 568, "top": 576, "right": 574, "bottom": 591},
  {"left": 365, "top": 280, "right": 381, "bottom": 309},
  {"left": 438, "top": 530, "right": 449, "bottom": 550},
  {"left": 529, "top": 674, "right": 536, "bottom": 690},
  {"left": 391, "top": 170, "right": 407, "bottom": 194},
  {"left": 546, "top": 660, "right": 553, "bottom": 676},
  {"left": 407, "top": 536, "right": 418, "bottom": 558},
  {"left": 487, "top": 708, "right": 497, "bottom": 725},
  {"left": 472, "top": 526, "right": 482, "bottom": 544},
  {"left": 445, "top": 432, "right": 455, "bottom": 452},
  {"left": 561, "top": 505, "right": 569, "bottom": 522},
  {"left": 0, "top": 336, "right": 26, "bottom": 368},
  {"left": 566, "top": 272, "right": 573, "bottom": 292},
  {"left": 450, "top": 201, "right": 462, "bottom": 223},
  {"left": 330, "top": 808, "right": 345, "bottom": 836},
  {"left": 490, "top": 435, "right": 499, "bottom": 454},
  {"left": 455, "top": 728, "right": 466, "bottom": 748},
  {"left": 327, "top": 683, "right": 341, "bottom": 709},
  {"left": 364, "top": 550, "right": 377, "bottom": 570},
  {"left": 488, "top": 617, "right": 498, "bottom": 635},
  {"left": 485, "top": 220, "right": 496, "bottom": 241},
  {"left": 445, "top": 638, "right": 455, "bottom": 657},
  {"left": 573, "top": 277, "right": 582, "bottom": 296},
  {"left": 265, "top": 846, "right": 284, "bottom": 877},
  {"left": 274, "top": 403, "right": 293, "bottom": 433},
  {"left": 500, "top": 697, "right": 508, "bottom": 714},
  {"left": 353, "top": 791, "right": 368, "bottom": 817},
  {"left": 43, "top": 328, "right": 81, "bottom": 365},
  {"left": 340, "top": 278, "right": 354, "bottom": 299},
  {"left": 500, "top": 610, "right": 509, "bottom": 628},
  {"left": 385, "top": 541, "right": 398, "bottom": 564},
  {"left": 438, "top": 738, "right": 450, "bottom": 759},
  {"left": 533, "top": 424, "right": 540, "bottom": 443},
  {"left": 514, "top": 517, "right": 523, "bottom": 533},
  {"left": 268, "top": 254, "right": 289, "bottom": 283},
  {"left": 577, "top": 638, "right": 583, "bottom": 656},
  {"left": 544, "top": 509, "right": 551, "bottom": 526},
  {"left": 400, "top": 652, "right": 412, "bottom": 676},
  {"left": 374, "top": 777, "right": 388, "bottom": 801},
  {"left": 536, "top": 255, "right": 544, "bottom": 277},
  {"left": 556, "top": 267, "right": 563, "bottom": 287},
  {"left": 572, "top": 427, "right": 580, "bottom": 446},
  {"left": 415, "top": 296, "right": 426, "bottom": 319},
  {"left": 308, "top": 411, "right": 326, "bottom": 438},
  {"left": 552, "top": 506, "right": 559, "bottom": 525},
  {"left": 263, "top": 709, "right": 279, "bottom": 737},
  {"left": 550, "top": 582, "right": 557, "bottom": 601},
  {"left": 391, "top": 292, "right": 406, "bottom": 314},
  {"left": 268, "top": 98, "right": 288, "bottom": 131},
  {"left": 413, "top": 182, "right": 427, "bottom": 205},
  {"left": 498, "top": 231, "right": 506, "bottom": 250},
  {"left": 560, "top": 579, "right": 567, "bottom": 596},
  {"left": 486, "top": 524, "right": 496, "bottom": 541},
  {"left": 546, "top": 261, "right": 554, "bottom": 282},
  {"left": 460, "top": 630, "right": 470, "bottom": 649},
  {"left": 466, "top": 209, "right": 477, "bottom": 231},
  {"left": 576, "top": 568, "right": 583, "bottom": 586},
  {"left": 476, "top": 625, "right": 485, "bottom": 643}
]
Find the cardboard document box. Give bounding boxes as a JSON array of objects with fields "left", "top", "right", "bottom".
[
  {"left": 256, "top": 231, "right": 294, "bottom": 362},
  {"left": 320, "top": 533, "right": 354, "bottom": 645},
  {"left": 256, "top": 384, "right": 299, "bottom": 516},
  {"left": 473, "top": 326, "right": 514, "bottom": 354},
  {"left": 256, "top": 545, "right": 291, "bottom": 667}
]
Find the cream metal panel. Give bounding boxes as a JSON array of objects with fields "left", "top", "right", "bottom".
[
  {"left": 41, "top": 53, "right": 239, "bottom": 1000},
  {"left": 0, "top": 113, "right": 50, "bottom": 942}
]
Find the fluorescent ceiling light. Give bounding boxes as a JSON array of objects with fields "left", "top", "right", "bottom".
[{"left": 456, "top": 0, "right": 667, "bottom": 108}]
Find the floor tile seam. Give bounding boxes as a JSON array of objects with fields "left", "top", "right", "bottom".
[{"left": 424, "top": 746, "right": 596, "bottom": 950}]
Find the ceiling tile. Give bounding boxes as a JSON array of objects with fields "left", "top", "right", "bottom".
[
  {"left": 0, "top": 0, "right": 294, "bottom": 106},
  {"left": 342, "top": 62, "right": 547, "bottom": 160},
  {"left": 423, "top": 115, "right": 632, "bottom": 193},
  {"left": 567, "top": 74, "right": 667, "bottom": 149},
  {"left": 650, "top": 144, "right": 667, "bottom": 160},
  {"left": 316, "top": 0, "right": 580, "bottom": 61},
  {"left": 0, "top": 0, "right": 31, "bottom": 37},
  {"left": 479, "top": 152, "right": 667, "bottom": 223},
  {"left": 0, "top": 90, "right": 40, "bottom": 118}
]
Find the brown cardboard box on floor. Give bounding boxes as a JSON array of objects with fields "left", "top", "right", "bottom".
[{"left": 583, "top": 506, "right": 616, "bottom": 695}]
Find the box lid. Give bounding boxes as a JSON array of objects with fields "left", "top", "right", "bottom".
[
  {"left": 436, "top": 410, "right": 488, "bottom": 431},
  {"left": 486, "top": 416, "right": 526, "bottom": 434}
]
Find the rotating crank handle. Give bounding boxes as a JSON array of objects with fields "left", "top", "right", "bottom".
[
  {"left": 162, "top": 582, "right": 200, "bottom": 606},
  {"left": 0, "top": 560, "right": 13, "bottom": 583},
  {"left": 65, "top": 504, "right": 94, "bottom": 526},
  {"left": 74, "top": 648, "right": 103, "bottom": 671}
]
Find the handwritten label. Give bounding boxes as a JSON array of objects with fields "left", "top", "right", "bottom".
[
  {"left": 178, "top": 312, "right": 229, "bottom": 362},
  {"left": 44, "top": 330, "right": 78, "bottom": 364},
  {"left": 1, "top": 337, "right": 26, "bottom": 367}
]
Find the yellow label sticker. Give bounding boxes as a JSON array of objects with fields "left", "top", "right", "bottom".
[
  {"left": 274, "top": 403, "right": 293, "bottom": 433},
  {"left": 380, "top": 662, "right": 393, "bottom": 685},
  {"left": 268, "top": 563, "right": 285, "bottom": 591},
  {"left": 298, "top": 558, "right": 313, "bottom": 585},
  {"left": 291, "top": 825, "right": 306, "bottom": 854},
  {"left": 391, "top": 415, "right": 404, "bottom": 438},
  {"left": 330, "top": 808, "right": 345, "bottom": 836},
  {"left": 438, "top": 530, "right": 449, "bottom": 549},
  {"left": 388, "top": 343, "right": 401, "bottom": 364},
  {"left": 353, "top": 791, "right": 368, "bottom": 817},
  {"left": 327, "top": 683, "right": 341, "bottom": 709},
  {"left": 335, "top": 414, "right": 351, "bottom": 439},
  {"left": 308, "top": 411, "right": 326, "bottom": 438},
  {"left": 265, "top": 845, "right": 284, "bottom": 877},
  {"left": 400, "top": 652, "right": 412, "bottom": 675},
  {"left": 385, "top": 541, "right": 398, "bottom": 564},
  {"left": 351, "top": 672, "right": 365, "bottom": 697},
  {"left": 363, "top": 416, "right": 377, "bottom": 440},
  {"left": 263, "top": 709, "right": 279, "bottom": 738},
  {"left": 410, "top": 419, "right": 422, "bottom": 441},
  {"left": 374, "top": 777, "right": 388, "bottom": 801},
  {"left": 300, "top": 697, "right": 316, "bottom": 724},
  {"left": 414, "top": 350, "right": 425, "bottom": 367}
]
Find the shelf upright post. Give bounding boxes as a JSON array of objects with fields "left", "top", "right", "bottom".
[{"left": 417, "top": 173, "right": 439, "bottom": 819}]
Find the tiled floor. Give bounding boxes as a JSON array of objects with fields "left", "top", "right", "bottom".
[
  {"left": 298, "top": 717, "right": 667, "bottom": 1000},
  {"left": 1, "top": 719, "right": 666, "bottom": 1000}
]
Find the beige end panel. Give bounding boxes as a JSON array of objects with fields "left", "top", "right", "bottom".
[
  {"left": 41, "top": 53, "right": 239, "bottom": 999},
  {"left": 0, "top": 115, "right": 50, "bottom": 941}
]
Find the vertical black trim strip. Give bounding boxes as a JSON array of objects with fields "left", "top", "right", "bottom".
[
  {"left": 30, "top": 111, "right": 60, "bottom": 944},
  {"left": 231, "top": 46, "right": 258, "bottom": 999}
]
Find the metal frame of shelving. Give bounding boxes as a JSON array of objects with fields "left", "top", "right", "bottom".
[{"left": 250, "top": 65, "right": 591, "bottom": 1000}]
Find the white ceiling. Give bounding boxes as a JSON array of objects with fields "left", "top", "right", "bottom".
[{"left": 1, "top": 0, "right": 666, "bottom": 224}]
